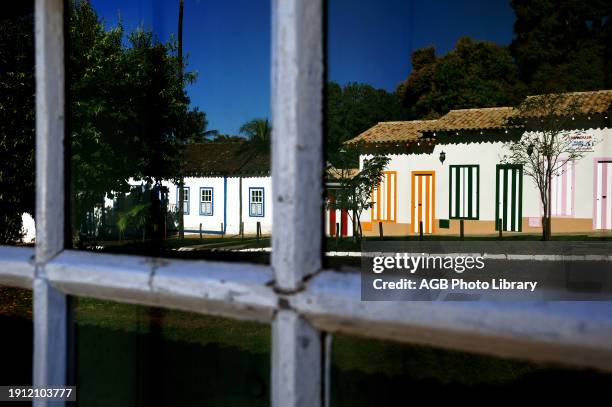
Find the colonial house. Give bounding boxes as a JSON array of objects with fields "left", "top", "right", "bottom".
[
  {"left": 167, "top": 143, "right": 272, "bottom": 236},
  {"left": 150, "top": 143, "right": 354, "bottom": 238},
  {"left": 104, "top": 142, "right": 352, "bottom": 240},
  {"left": 345, "top": 90, "right": 612, "bottom": 237},
  {"left": 114, "top": 142, "right": 272, "bottom": 237}
]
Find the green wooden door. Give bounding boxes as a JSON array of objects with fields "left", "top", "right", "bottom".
[{"left": 495, "top": 165, "right": 523, "bottom": 232}]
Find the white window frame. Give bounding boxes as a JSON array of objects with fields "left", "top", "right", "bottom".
[
  {"left": 200, "top": 187, "right": 213, "bottom": 216},
  {"left": 0, "top": 1, "right": 611, "bottom": 406},
  {"left": 178, "top": 186, "right": 190, "bottom": 215},
  {"left": 249, "top": 187, "right": 265, "bottom": 217}
]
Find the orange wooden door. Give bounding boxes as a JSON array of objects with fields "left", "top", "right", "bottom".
[
  {"left": 411, "top": 171, "right": 435, "bottom": 234},
  {"left": 371, "top": 171, "right": 397, "bottom": 222}
]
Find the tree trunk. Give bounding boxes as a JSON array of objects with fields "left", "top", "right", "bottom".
[
  {"left": 352, "top": 209, "right": 358, "bottom": 242},
  {"left": 178, "top": 182, "right": 185, "bottom": 239},
  {"left": 547, "top": 172, "right": 553, "bottom": 240}
]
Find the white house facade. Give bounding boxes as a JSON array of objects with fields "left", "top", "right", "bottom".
[
  {"left": 346, "top": 90, "right": 612, "bottom": 237},
  {"left": 165, "top": 175, "right": 272, "bottom": 236},
  {"left": 100, "top": 142, "right": 274, "bottom": 238}
]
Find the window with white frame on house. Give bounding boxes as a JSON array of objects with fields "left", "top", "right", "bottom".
[
  {"left": 249, "top": 188, "right": 264, "bottom": 217},
  {"left": 179, "top": 187, "right": 190, "bottom": 215},
  {"left": 200, "top": 187, "right": 213, "bottom": 216}
]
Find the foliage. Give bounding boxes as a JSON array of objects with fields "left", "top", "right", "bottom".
[
  {"left": 326, "top": 82, "right": 408, "bottom": 167},
  {"left": 209, "top": 133, "right": 244, "bottom": 142},
  {"left": 0, "top": 10, "right": 35, "bottom": 243},
  {"left": 117, "top": 203, "right": 151, "bottom": 242},
  {"left": 239, "top": 118, "right": 271, "bottom": 152},
  {"left": 502, "top": 93, "right": 593, "bottom": 240},
  {"left": 328, "top": 151, "right": 390, "bottom": 240},
  {"left": 510, "top": 0, "right": 612, "bottom": 93},
  {"left": 396, "top": 37, "right": 525, "bottom": 119},
  {"left": 68, "top": 0, "right": 207, "bottom": 241}
]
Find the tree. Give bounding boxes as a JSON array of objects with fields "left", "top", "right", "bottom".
[
  {"left": 0, "top": 7, "right": 35, "bottom": 243},
  {"left": 239, "top": 118, "right": 271, "bottom": 152},
  {"left": 502, "top": 93, "right": 592, "bottom": 240},
  {"left": 328, "top": 149, "right": 390, "bottom": 241},
  {"left": 177, "top": 0, "right": 185, "bottom": 239},
  {"left": 396, "top": 37, "right": 525, "bottom": 119},
  {"left": 209, "top": 133, "right": 243, "bottom": 142},
  {"left": 510, "top": 0, "right": 612, "bottom": 93},
  {"left": 67, "top": 0, "right": 207, "bottom": 243},
  {"left": 326, "top": 82, "right": 407, "bottom": 167}
]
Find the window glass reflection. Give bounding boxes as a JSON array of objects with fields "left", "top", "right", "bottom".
[
  {"left": 68, "top": 0, "right": 271, "bottom": 260},
  {"left": 330, "top": 334, "right": 612, "bottom": 404},
  {"left": 73, "top": 297, "right": 271, "bottom": 406},
  {"left": 0, "top": 3, "right": 35, "bottom": 246},
  {"left": 325, "top": 0, "right": 612, "bottom": 269},
  {"left": 0, "top": 286, "right": 33, "bottom": 387}
]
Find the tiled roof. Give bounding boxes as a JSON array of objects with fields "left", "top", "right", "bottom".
[
  {"left": 519, "top": 89, "right": 612, "bottom": 118},
  {"left": 345, "top": 120, "right": 437, "bottom": 145},
  {"left": 427, "top": 107, "right": 516, "bottom": 132},
  {"left": 326, "top": 167, "right": 359, "bottom": 181},
  {"left": 342, "top": 89, "right": 612, "bottom": 145},
  {"left": 184, "top": 142, "right": 270, "bottom": 177}
]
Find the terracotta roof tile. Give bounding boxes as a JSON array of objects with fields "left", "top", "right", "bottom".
[
  {"left": 428, "top": 107, "right": 516, "bottom": 132},
  {"left": 343, "top": 89, "right": 612, "bottom": 144},
  {"left": 326, "top": 167, "right": 359, "bottom": 180},
  {"left": 520, "top": 89, "right": 612, "bottom": 118},
  {"left": 345, "top": 120, "right": 437, "bottom": 145},
  {"left": 184, "top": 142, "right": 269, "bottom": 177}
]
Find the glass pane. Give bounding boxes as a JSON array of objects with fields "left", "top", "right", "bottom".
[
  {"left": 325, "top": 0, "right": 612, "bottom": 251},
  {"left": 324, "top": 0, "right": 612, "bottom": 302},
  {"left": 0, "top": 3, "right": 36, "bottom": 246},
  {"left": 0, "top": 285, "right": 33, "bottom": 387},
  {"left": 68, "top": 0, "right": 271, "bottom": 260},
  {"left": 330, "top": 334, "right": 612, "bottom": 404},
  {"left": 72, "top": 297, "right": 271, "bottom": 406}
]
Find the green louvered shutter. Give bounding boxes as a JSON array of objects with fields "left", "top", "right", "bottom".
[
  {"left": 449, "top": 165, "right": 479, "bottom": 220},
  {"left": 495, "top": 164, "right": 523, "bottom": 232}
]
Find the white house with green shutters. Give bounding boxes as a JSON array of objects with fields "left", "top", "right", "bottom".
[{"left": 345, "top": 90, "right": 612, "bottom": 237}]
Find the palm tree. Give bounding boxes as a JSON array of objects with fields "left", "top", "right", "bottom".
[{"left": 239, "top": 118, "right": 271, "bottom": 151}]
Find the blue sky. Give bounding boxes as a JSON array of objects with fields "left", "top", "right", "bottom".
[{"left": 90, "top": 0, "right": 515, "bottom": 135}]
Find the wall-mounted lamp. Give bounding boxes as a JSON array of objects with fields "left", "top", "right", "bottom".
[{"left": 439, "top": 151, "right": 446, "bottom": 165}]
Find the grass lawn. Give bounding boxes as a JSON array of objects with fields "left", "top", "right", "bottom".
[
  {"left": 81, "top": 232, "right": 612, "bottom": 257},
  {"left": 74, "top": 297, "right": 271, "bottom": 355},
  {"left": 325, "top": 233, "right": 612, "bottom": 252}
]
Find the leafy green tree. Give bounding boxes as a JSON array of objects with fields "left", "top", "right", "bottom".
[
  {"left": 326, "top": 82, "right": 408, "bottom": 167},
  {"left": 396, "top": 37, "right": 525, "bottom": 119},
  {"left": 510, "top": 0, "right": 612, "bottom": 93},
  {"left": 328, "top": 150, "right": 390, "bottom": 241},
  {"left": 68, "top": 1, "right": 207, "bottom": 242},
  {"left": 0, "top": 7, "right": 35, "bottom": 243},
  {"left": 503, "top": 93, "right": 591, "bottom": 240},
  {"left": 210, "top": 133, "right": 244, "bottom": 142},
  {"left": 240, "top": 118, "right": 271, "bottom": 152}
]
